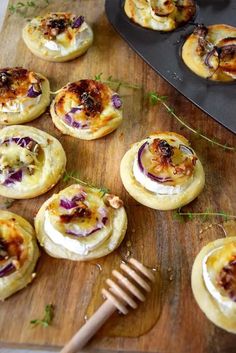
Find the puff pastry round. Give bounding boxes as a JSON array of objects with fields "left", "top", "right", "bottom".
[
  {"left": 35, "top": 184, "right": 127, "bottom": 261},
  {"left": 0, "top": 126, "right": 66, "bottom": 199},
  {"left": 0, "top": 67, "right": 50, "bottom": 125},
  {"left": 0, "top": 210, "right": 39, "bottom": 301},
  {"left": 22, "top": 12, "right": 93, "bottom": 62},
  {"left": 192, "top": 237, "right": 236, "bottom": 333},
  {"left": 120, "top": 132, "right": 205, "bottom": 210},
  {"left": 182, "top": 24, "right": 236, "bottom": 81},
  {"left": 50, "top": 79, "right": 123, "bottom": 140},
  {"left": 124, "top": 0, "right": 196, "bottom": 31}
]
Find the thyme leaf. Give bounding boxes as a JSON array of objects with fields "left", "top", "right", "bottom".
[
  {"left": 9, "top": 0, "right": 49, "bottom": 17},
  {"left": 146, "top": 91, "right": 235, "bottom": 151},
  {"left": 173, "top": 208, "right": 236, "bottom": 222},
  {"left": 94, "top": 73, "right": 141, "bottom": 91},
  {"left": 30, "top": 304, "right": 54, "bottom": 328},
  {"left": 63, "top": 171, "right": 110, "bottom": 197}
]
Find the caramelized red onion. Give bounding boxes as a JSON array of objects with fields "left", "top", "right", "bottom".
[
  {"left": 3, "top": 169, "right": 23, "bottom": 185},
  {"left": 60, "top": 193, "right": 86, "bottom": 210},
  {"left": 112, "top": 94, "right": 122, "bottom": 109},
  {"left": 27, "top": 85, "right": 42, "bottom": 98},
  {"left": 137, "top": 142, "right": 173, "bottom": 183},
  {"left": 65, "top": 208, "right": 108, "bottom": 237},
  {"left": 64, "top": 107, "right": 89, "bottom": 129},
  {"left": 71, "top": 16, "right": 84, "bottom": 29},
  {"left": 0, "top": 261, "right": 15, "bottom": 278}
]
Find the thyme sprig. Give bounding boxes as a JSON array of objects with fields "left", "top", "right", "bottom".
[
  {"left": 173, "top": 208, "right": 236, "bottom": 222},
  {"left": 30, "top": 304, "right": 54, "bottom": 328},
  {"left": 146, "top": 92, "right": 235, "bottom": 151},
  {"left": 0, "top": 198, "right": 15, "bottom": 209},
  {"left": 63, "top": 171, "right": 110, "bottom": 197},
  {"left": 9, "top": 0, "right": 49, "bottom": 17},
  {"left": 94, "top": 73, "right": 141, "bottom": 91}
]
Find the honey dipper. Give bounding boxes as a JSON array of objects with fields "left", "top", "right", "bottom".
[{"left": 61, "top": 258, "right": 155, "bottom": 353}]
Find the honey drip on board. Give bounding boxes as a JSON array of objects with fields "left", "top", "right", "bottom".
[{"left": 85, "top": 248, "right": 161, "bottom": 338}]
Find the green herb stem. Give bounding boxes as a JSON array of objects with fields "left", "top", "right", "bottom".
[
  {"left": 30, "top": 304, "right": 54, "bottom": 328},
  {"left": 147, "top": 92, "right": 235, "bottom": 152}
]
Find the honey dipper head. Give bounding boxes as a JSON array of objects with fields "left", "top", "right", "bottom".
[{"left": 102, "top": 258, "right": 155, "bottom": 314}]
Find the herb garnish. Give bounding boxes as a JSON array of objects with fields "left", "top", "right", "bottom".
[
  {"left": 0, "top": 198, "right": 15, "bottom": 209},
  {"left": 173, "top": 208, "right": 236, "bottom": 222},
  {"left": 9, "top": 0, "right": 49, "bottom": 17},
  {"left": 30, "top": 304, "right": 54, "bottom": 328},
  {"left": 146, "top": 91, "right": 235, "bottom": 152},
  {"left": 94, "top": 73, "right": 141, "bottom": 91},
  {"left": 63, "top": 171, "right": 110, "bottom": 197}
]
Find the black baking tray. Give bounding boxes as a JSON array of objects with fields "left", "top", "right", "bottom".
[{"left": 105, "top": 0, "right": 236, "bottom": 133}]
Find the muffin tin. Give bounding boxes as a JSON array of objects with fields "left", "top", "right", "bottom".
[{"left": 105, "top": 0, "right": 236, "bottom": 133}]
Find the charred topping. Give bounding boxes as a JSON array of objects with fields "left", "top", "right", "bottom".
[
  {"left": 41, "top": 14, "right": 71, "bottom": 39},
  {"left": 0, "top": 238, "right": 7, "bottom": 260},
  {"left": 60, "top": 201, "right": 92, "bottom": 223},
  {"left": 0, "top": 68, "right": 41, "bottom": 103},
  {"left": 0, "top": 224, "right": 24, "bottom": 278},
  {"left": 67, "top": 80, "right": 104, "bottom": 117},
  {"left": 193, "top": 24, "right": 208, "bottom": 38},
  {"left": 218, "top": 258, "right": 236, "bottom": 302},
  {"left": 150, "top": 139, "right": 174, "bottom": 160},
  {"left": 149, "top": 139, "right": 196, "bottom": 177}
]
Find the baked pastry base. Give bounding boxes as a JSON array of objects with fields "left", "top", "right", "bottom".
[
  {"left": 120, "top": 132, "right": 205, "bottom": 210},
  {"left": 192, "top": 237, "right": 236, "bottom": 333}
]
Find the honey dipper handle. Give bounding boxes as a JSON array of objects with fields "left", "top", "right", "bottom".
[{"left": 60, "top": 299, "right": 116, "bottom": 353}]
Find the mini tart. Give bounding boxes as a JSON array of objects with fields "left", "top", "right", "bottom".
[
  {"left": 182, "top": 24, "right": 236, "bottom": 81},
  {"left": 124, "top": 0, "right": 196, "bottom": 32},
  {"left": 50, "top": 79, "right": 123, "bottom": 140},
  {"left": 35, "top": 184, "right": 127, "bottom": 261},
  {"left": 0, "top": 126, "right": 66, "bottom": 199},
  {"left": 120, "top": 132, "right": 205, "bottom": 210},
  {"left": 192, "top": 237, "right": 236, "bottom": 333},
  {"left": 0, "top": 211, "right": 39, "bottom": 301},
  {"left": 0, "top": 67, "right": 50, "bottom": 125},
  {"left": 22, "top": 12, "right": 93, "bottom": 62}
]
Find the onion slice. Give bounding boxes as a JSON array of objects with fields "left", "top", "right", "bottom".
[
  {"left": 0, "top": 261, "right": 15, "bottom": 278},
  {"left": 137, "top": 142, "right": 173, "bottom": 183},
  {"left": 71, "top": 16, "right": 84, "bottom": 29},
  {"left": 27, "top": 85, "right": 42, "bottom": 98},
  {"left": 3, "top": 169, "right": 23, "bottom": 186},
  {"left": 65, "top": 208, "right": 108, "bottom": 238}
]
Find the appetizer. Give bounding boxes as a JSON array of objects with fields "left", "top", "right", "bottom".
[
  {"left": 120, "top": 132, "right": 205, "bottom": 210},
  {"left": 124, "top": 0, "right": 196, "bottom": 32},
  {"left": 0, "top": 211, "right": 39, "bottom": 301},
  {"left": 35, "top": 184, "right": 127, "bottom": 261},
  {"left": 0, "top": 67, "right": 50, "bottom": 125},
  {"left": 182, "top": 24, "right": 236, "bottom": 81},
  {"left": 192, "top": 237, "right": 236, "bottom": 333},
  {"left": 50, "top": 79, "right": 123, "bottom": 140},
  {"left": 0, "top": 126, "right": 66, "bottom": 199},
  {"left": 22, "top": 12, "right": 93, "bottom": 62}
]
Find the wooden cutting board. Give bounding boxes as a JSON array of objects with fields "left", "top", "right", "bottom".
[{"left": 0, "top": 1, "right": 236, "bottom": 352}]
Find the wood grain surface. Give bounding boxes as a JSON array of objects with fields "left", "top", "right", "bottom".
[{"left": 0, "top": 1, "right": 236, "bottom": 352}]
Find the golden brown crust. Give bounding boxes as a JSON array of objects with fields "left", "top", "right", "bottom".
[
  {"left": 192, "top": 237, "right": 236, "bottom": 333},
  {"left": 124, "top": 0, "right": 196, "bottom": 31},
  {"left": 0, "top": 210, "right": 39, "bottom": 301},
  {"left": 0, "top": 126, "right": 66, "bottom": 199},
  {"left": 22, "top": 12, "right": 93, "bottom": 62},
  {"left": 182, "top": 24, "right": 236, "bottom": 81},
  {"left": 120, "top": 132, "right": 205, "bottom": 210},
  {"left": 35, "top": 184, "right": 128, "bottom": 261},
  {"left": 50, "top": 80, "right": 123, "bottom": 140},
  {"left": 0, "top": 68, "right": 50, "bottom": 125}
]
